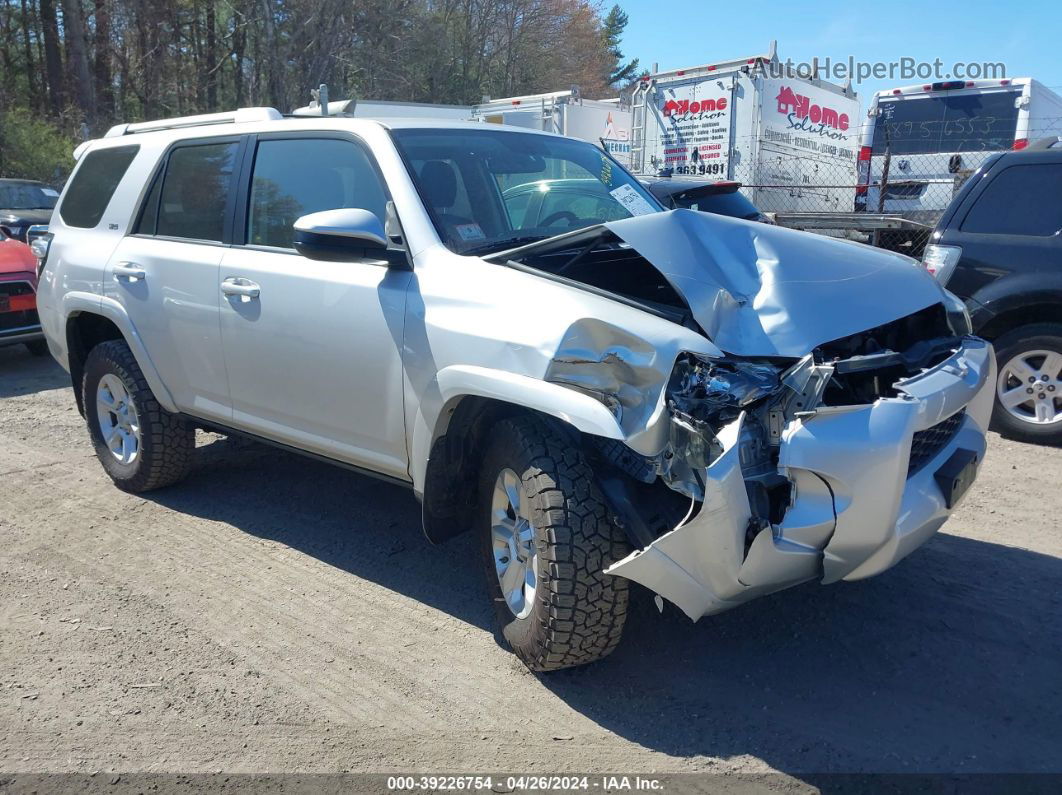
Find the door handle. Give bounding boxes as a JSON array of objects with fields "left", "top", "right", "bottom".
[
  {"left": 113, "top": 262, "right": 146, "bottom": 281},
  {"left": 221, "top": 277, "right": 261, "bottom": 299}
]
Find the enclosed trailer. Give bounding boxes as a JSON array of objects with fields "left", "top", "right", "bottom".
[
  {"left": 856, "top": 78, "right": 1062, "bottom": 237},
  {"left": 351, "top": 99, "right": 474, "bottom": 122},
  {"left": 629, "top": 44, "right": 860, "bottom": 215},
  {"left": 473, "top": 89, "right": 634, "bottom": 168}
]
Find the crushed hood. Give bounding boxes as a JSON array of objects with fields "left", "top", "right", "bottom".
[{"left": 604, "top": 209, "right": 946, "bottom": 358}]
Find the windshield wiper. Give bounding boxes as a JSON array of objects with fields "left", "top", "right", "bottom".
[{"left": 461, "top": 235, "right": 552, "bottom": 257}]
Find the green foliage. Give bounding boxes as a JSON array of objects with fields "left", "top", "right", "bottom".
[
  {"left": 603, "top": 5, "right": 639, "bottom": 87},
  {"left": 0, "top": 109, "right": 77, "bottom": 184}
]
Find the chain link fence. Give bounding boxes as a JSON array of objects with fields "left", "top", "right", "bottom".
[{"left": 720, "top": 116, "right": 1062, "bottom": 258}]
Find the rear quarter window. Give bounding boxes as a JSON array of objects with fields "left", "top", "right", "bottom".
[
  {"left": 960, "top": 163, "right": 1062, "bottom": 236},
  {"left": 59, "top": 145, "right": 139, "bottom": 228}
]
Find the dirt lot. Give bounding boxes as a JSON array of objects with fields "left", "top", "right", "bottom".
[{"left": 1, "top": 343, "right": 1060, "bottom": 784}]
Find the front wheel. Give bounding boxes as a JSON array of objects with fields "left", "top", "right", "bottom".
[
  {"left": 83, "top": 340, "right": 195, "bottom": 492},
  {"left": 991, "top": 323, "right": 1062, "bottom": 445},
  {"left": 478, "top": 416, "right": 630, "bottom": 671}
]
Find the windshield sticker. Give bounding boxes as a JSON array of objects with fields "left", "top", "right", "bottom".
[
  {"left": 609, "top": 184, "right": 656, "bottom": 216},
  {"left": 455, "top": 223, "right": 486, "bottom": 242},
  {"left": 600, "top": 155, "right": 613, "bottom": 187},
  {"left": 42, "top": 188, "right": 59, "bottom": 197}
]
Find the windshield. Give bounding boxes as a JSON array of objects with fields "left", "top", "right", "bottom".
[
  {"left": 872, "top": 90, "right": 1020, "bottom": 156},
  {"left": 391, "top": 128, "right": 663, "bottom": 254},
  {"left": 0, "top": 181, "right": 58, "bottom": 210}
]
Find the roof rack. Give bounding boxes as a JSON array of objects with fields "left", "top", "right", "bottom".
[{"left": 103, "top": 107, "right": 283, "bottom": 138}]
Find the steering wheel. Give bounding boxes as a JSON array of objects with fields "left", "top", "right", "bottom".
[{"left": 539, "top": 210, "right": 578, "bottom": 228}]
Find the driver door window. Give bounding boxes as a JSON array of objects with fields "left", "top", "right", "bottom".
[{"left": 246, "top": 137, "right": 388, "bottom": 248}]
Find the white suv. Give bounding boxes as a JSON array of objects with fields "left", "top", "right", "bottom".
[{"left": 35, "top": 107, "right": 995, "bottom": 671}]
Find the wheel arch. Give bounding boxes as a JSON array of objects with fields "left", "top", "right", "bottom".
[
  {"left": 64, "top": 296, "right": 178, "bottom": 416},
  {"left": 415, "top": 368, "right": 628, "bottom": 545},
  {"left": 975, "top": 302, "right": 1062, "bottom": 341}
]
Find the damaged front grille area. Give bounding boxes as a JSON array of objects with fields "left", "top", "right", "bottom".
[
  {"left": 908, "top": 410, "right": 966, "bottom": 477},
  {"left": 650, "top": 303, "right": 964, "bottom": 539},
  {"left": 818, "top": 304, "right": 961, "bottom": 406}
]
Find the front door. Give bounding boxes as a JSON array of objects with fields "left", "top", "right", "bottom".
[{"left": 218, "top": 134, "right": 411, "bottom": 478}]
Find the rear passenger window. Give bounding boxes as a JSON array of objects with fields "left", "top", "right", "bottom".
[
  {"left": 156, "top": 142, "right": 239, "bottom": 242},
  {"left": 246, "top": 138, "right": 388, "bottom": 249},
  {"left": 961, "top": 164, "right": 1062, "bottom": 236},
  {"left": 59, "top": 145, "right": 139, "bottom": 228}
]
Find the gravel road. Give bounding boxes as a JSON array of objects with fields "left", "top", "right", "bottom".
[{"left": 1, "top": 344, "right": 1060, "bottom": 784}]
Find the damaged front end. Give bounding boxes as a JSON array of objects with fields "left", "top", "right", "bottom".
[
  {"left": 496, "top": 209, "right": 995, "bottom": 620},
  {"left": 600, "top": 305, "right": 995, "bottom": 621}
]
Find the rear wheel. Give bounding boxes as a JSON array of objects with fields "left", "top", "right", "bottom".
[
  {"left": 478, "top": 416, "right": 630, "bottom": 671},
  {"left": 991, "top": 324, "right": 1062, "bottom": 445},
  {"left": 83, "top": 340, "right": 195, "bottom": 492}
]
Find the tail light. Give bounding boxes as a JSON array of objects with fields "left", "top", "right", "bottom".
[
  {"left": 29, "top": 229, "right": 53, "bottom": 277},
  {"left": 1012, "top": 138, "right": 1029, "bottom": 150},
  {"left": 856, "top": 145, "right": 872, "bottom": 196},
  {"left": 922, "top": 244, "right": 962, "bottom": 285},
  {"left": 4, "top": 294, "right": 36, "bottom": 312}
]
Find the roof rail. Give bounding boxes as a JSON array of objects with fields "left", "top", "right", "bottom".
[{"left": 103, "top": 107, "right": 283, "bottom": 138}]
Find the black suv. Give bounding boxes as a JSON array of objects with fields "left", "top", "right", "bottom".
[
  {"left": 0, "top": 178, "right": 57, "bottom": 241},
  {"left": 924, "top": 138, "right": 1062, "bottom": 443}
]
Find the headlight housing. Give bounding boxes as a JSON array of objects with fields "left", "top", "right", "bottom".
[{"left": 669, "top": 355, "right": 781, "bottom": 420}]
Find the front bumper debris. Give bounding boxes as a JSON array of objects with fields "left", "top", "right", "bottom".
[{"left": 604, "top": 337, "right": 995, "bottom": 620}]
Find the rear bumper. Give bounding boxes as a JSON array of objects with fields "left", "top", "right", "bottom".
[{"left": 605, "top": 337, "right": 995, "bottom": 619}]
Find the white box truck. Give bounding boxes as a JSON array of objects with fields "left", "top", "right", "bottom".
[
  {"left": 856, "top": 78, "right": 1062, "bottom": 239},
  {"left": 473, "top": 89, "right": 634, "bottom": 168},
  {"left": 629, "top": 45, "right": 860, "bottom": 215}
]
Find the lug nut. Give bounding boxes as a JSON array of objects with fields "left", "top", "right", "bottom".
[
  {"left": 1027, "top": 387, "right": 1034, "bottom": 394},
  {"left": 1030, "top": 377, "right": 1037, "bottom": 383}
]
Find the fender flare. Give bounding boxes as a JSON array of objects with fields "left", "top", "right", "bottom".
[
  {"left": 409, "top": 364, "right": 626, "bottom": 493},
  {"left": 63, "top": 292, "right": 180, "bottom": 413}
]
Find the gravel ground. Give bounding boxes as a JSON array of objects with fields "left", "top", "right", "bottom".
[{"left": 1, "top": 343, "right": 1060, "bottom": 784}]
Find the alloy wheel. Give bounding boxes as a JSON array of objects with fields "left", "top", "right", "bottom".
[{"left": 996, "top": 349, "right": 1062, "bottom": 425}]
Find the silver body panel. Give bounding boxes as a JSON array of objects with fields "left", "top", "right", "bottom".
[{"left": 37, "top": 116, "right": 992, "bottom": 622}]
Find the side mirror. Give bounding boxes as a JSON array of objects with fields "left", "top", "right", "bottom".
[{"left": 293, "top": 208, "right": 388, "bottom": 262}]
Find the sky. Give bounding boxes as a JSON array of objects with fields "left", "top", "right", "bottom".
[{"left": 617, "top": 0, "right": 1062, "bottom": 112}]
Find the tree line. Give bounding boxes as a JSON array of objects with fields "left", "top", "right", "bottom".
[{"left": 0, "top": 0, "right": 638, "bottom": 180}]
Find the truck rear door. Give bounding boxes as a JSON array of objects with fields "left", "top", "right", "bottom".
[{"left": 867, "top": 87, "right": 1021, "bottom": 223}]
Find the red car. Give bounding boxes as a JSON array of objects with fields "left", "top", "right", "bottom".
[{"left": 0, "top": 230, "right": 46, "bottom": 355}]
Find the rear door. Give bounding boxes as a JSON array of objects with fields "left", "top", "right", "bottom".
[
  {"left": 942, "top": 158, "right": 1062, "bottom": 299},
  {"left": 217, "top": 133, "right": 411, "bottom": 478},
  {"left": 106, "top": 137, "right": 243, "bottom": 421}
]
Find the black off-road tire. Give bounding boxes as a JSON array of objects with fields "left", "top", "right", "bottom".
[
  {"left": 991, "top": 324, "right": 1062, "bottom": 445},
  {"left": 83, "top": 340, "right": 195, "bottom": 492},
  {"left": 478, "top": 415, "right": 630, "bottom": 671},
  {"left": 25, "top": 339, "right": 49, "bottom": 357}
]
